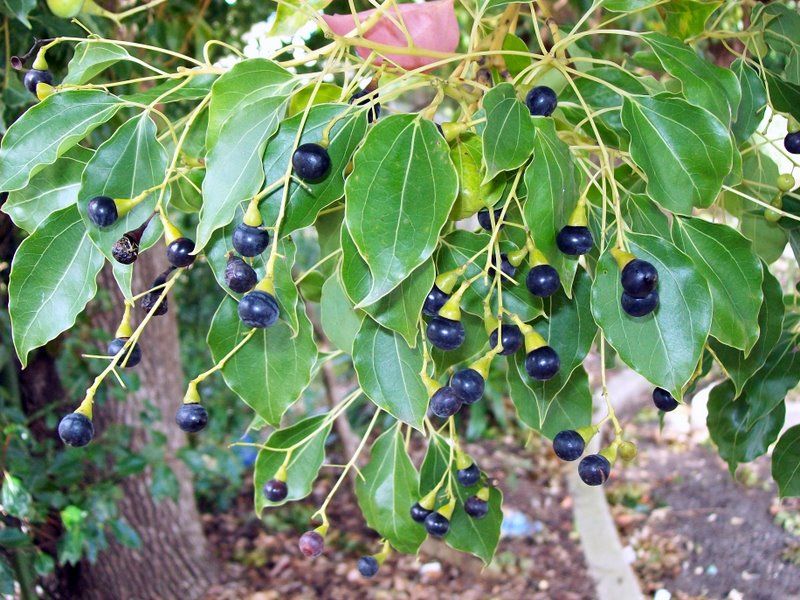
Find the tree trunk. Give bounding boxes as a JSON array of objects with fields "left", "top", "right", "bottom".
[{"left": 75, "top": 248, "right": 219, "bottom": 599}]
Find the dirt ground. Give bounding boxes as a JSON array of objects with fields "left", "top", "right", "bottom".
[{"left": 201, "top": 402, "right": 800, "bottom": 600}]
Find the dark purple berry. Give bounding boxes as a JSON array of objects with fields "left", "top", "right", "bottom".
[
  {"left": 477, "top": 208, "right": 503, "bottom": 231},
  {"left": 784, "top": 132, "right": 800, "bottom": 155},
  {"left": 349, "top": 88, "right": 381, "bottom": 123},
  {"left": 410, "top": 502, "right": 431, "bottom": 523},
  {"left": 526, "top": 264, "right": 560, "bottom": 297},
  {"left": 232, "top": 223, "right": 270, "bottom": 257},
  {"left": 578, "top": 454, "right": 611, "bottom": 486},
  {"left": 426, "top": 317, "right": 465, "bottom": 351},
  {"left": 456, "top": 463, "right": 480, "bottom": 487},
  {"left": 58, "top": 413, "right": 94, "bottom": 447},
  {"left": 489, "top": 324, "right": 523, "bottom": 355},
  {"left": 429, "top": 386, "right": 462, "bottom": 418},
  {"left": 525, "top": 86, "right": 558, "bottom": 117},
  {"left": 292, "top": 143, "right": 331, "bottom": 182},
  {"left": 464, "top": 496, "right": 489, "bottom": 519},
  {"left": 621, "top": 290, "right": 658, "bottom": 317},
  {"left": 525, "top": 346, "right": 560, "bottom": 380},
  {"left": 553, "top": 430, "right": 585, "bottom": 461},
  {"left": 87, "top": 196, "right": 117, "bottom": 227},
  {"left": 175, "top": 403, "right": 208, "bottom": 433},
  {"left": 488, "top": 253, "right": 516, "bottom": 279},
  {"left": 424, "top": 512, "right": 450, "bottom": 538},
  {"left": 423, "top": 285, "right": 450, "bottom": 317},
  {"left": 166, "top": 237, "right": 196, "bottom": 268},
  {"left": 621, "top": 259, "right": 658, "bottom": 298},
  {"left": 107, "top": 337, "right": 142, "bottom": 368},
  {"left": 263, "top": 479, "right": 288, "bottom": 502},
  {"left": 23, "top": 69, "right": 53, "bottom": 95},
  {"left": 225, "top": 255, "right": 258, "bottom": 294},
  {"left": 653, "top": 387, "right": 678, "bottom": 412},
  {"left": 451, "top": 368, "right": 484, "bottom": 404},
  {"left": 298, "top": 531, "right": 324, "bottom": 558},
  {"left": 238, "top": 291, "right": 280, "bottom": 328},
  {"left": 111, "top": 234, "right": 139, "bottom": 265},
  {"left": 556, "top": 226, "right": 594, "bottom": 256},
  {"left": 357, "top": 555, "right": 379, "bottom": 577}
]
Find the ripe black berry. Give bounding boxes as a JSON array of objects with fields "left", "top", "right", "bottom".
[
  {"left": 621, "top": 290, "right": 658, "bottom": 317},
  {"left": 525, "top": 86, "right": 558, "bottom": 117},
  {"left": 477, "top": 208, "right": 503, "bottom": 231},
  {"left": 298, "top": 531, "right": 325, "bottom": 557},
  {"left": 232, "top": 223, "right": 270, "bottom": 257},
  {"left": 107, "top": 337, "right": 142, "bottom": 368},
  {"left": 263, "top": 478, "right": 288, "bottom": 502},
  {"left": 424, "top": 512, "right": 450, "bottom": 538},
  {"left": 87, "top": 196, "right": 118, "bottom": 227},
  {"left": 349, "top": 88, "right": 381, "bottom": 123},
  {"left": 357, "top": 555, "right": 380, "bottom": 578},
  {"left": 58, "top": 413, "right": 94, "bottom": 447},
  {"left": 225, "top": 255, "right": 258, "bottom": 294},
  {"left": 784, "top": 132, "right": 800, "bottom": 155},
  {"left": 526, "top": 264, "right": 560, "bottom": 297},
  {"left": 238, "top": 291, "right": 280, "bottom": 328},
  {"left": 292, "top": 143, "right": 331, "bottom": 182},
  {"left": 410, "top": 502, "right": 432, "bottom": 523},
  {"left": 556, "top": 225, "right": 594, "bottom": 256},
  {"left": 423, "top": 285, "right": 450, "bottom": 317},
  {"left": 426, "top": 317, "right": 465, "bottom": 351},
  {"left": 456, "top": 463, "right": 480, "bottom": 487},
  {"left": 166, "top": 237, "right": 196, "bottom": 268},
  {"left": 525, "top": 346, "right": 560, "bottom": 380},
  {"left": 488, "top": 253, "right": 516, "bottom": 279},
  {"left": 578, "top": 454, "right": 611, "bottom": 486},
  {"left": 621, "top": 259, "right": 658, "bottom": 298},
  {"left": 451, "top": 368, "right": 484, "bottom": 404},
  {"left": 489, "top": 324, "right": 523, "bottom": 355},
  {"left": 464, "top": 496, "right": 489, "bottom": 519},
  {"left": 430, "top": 386, "right": 463, "bottom": 418},
  {"left": 652, "top": 387, "right": 679, "bottom": 412},
  {"left": 175, "top": 403, "right": 208, "bottom": 433},
  {"left": 552, "top": 430, "right": 585, "bottom": 461},
  {"left": 141, "top": 292, "right": 168, "bottom": 315},
  {"left": 111, "top": 234, "right": 139, "bottom": 265},
  {"left": 23, "top": 69, "right": 53, "bottom": 95}
]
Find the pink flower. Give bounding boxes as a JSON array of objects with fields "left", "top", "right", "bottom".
[{"left": 322, "top": 0, "right": 459, "bottom": 70}]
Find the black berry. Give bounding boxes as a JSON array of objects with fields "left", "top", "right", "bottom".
[
  {"left": 87, "top": 196, "right": 117, "bottom": 228},
  {"left": 349, "top": 88, "right": 381, "bottom": 123},
  {"left": 621, "top": 290, "right": 658, "bottom": 317},
  {"left": 238, "top": 291, "right": 280, "bottom": 328},
  {"left": 107, "top": 337, "right": 142, "bottom": 368},
  {"left": 451, "top": 368, "right": 484, "bottom": 405},
  {"left": 464, "top": 496, "right": 489, "bottom": 519},
  {"left": 232, "top": 223, "right": 270, "bottom": 257},
  {"left": 552, "top": 430, "right": 585, "bottom": 461},
  {"left": 111, "top": 234, "right": 139, "bottom": 265},
  {"left": 525, "top": 86, "right": 558, "bottom": 117},
  {"left": 477, "top": 208, "right": 503, "bottom": 231},
  {"left": 525, "top": 346, "right": 560, "bottom": 380},
  {"left": 298, "top": 531, "right": 324, "bottom": 558},
  {"left": 621, "top": 259, "right": 658, "bottom": 298},
  {"left": 292, "top": 143, "right": 331, "bottom": 182},
  {"left": 423, "top": 285, "right": 450, "bottom": 317},
  {"left": 653, "top": 387, "right": 679, "bottom": 412},
  {"left": 426, "top": 317, "right": 465, "bottom": 351},
  {"left": 141, "top": 292, "right": 168, "bottom": 316},
  {"left": 58, "top": 413, "right": 94, "bottom": 447},
  {"left": 784, "top": 132, "right": 800, "bottom": 155},
  {"left": 225, "top": 255, "right": 258, "bottom": 294},
  {"left": 526, "top": 264, "right": 560, "bottom": 297},
  {"left": 429, "top": 386, "right": 463, "bottom": 418},
  {"left": 166, "top": 237, "right": 196, "bottom": 268},
  {"left": 456, "top": 463, "right": 480, "bottom": 487},
  {"left": 410, "top": 502, "right": 432, "bottom": 523},
  {"left": 263, "top": 478, "right": 288, "bottom": 502},
  {"left": 489, "top": 324, "right": 523, "bottom": 355},
  {"left": 488, "top": 253, "right": 516, "bottom": 279},
  {"left": 175, "top": 403, "right": 208, "bottom": 433},
  {"left": 578, "top": 454, "right": 611, "bottom": 486},
  {"left": 424, "top": 512, "right": 450, "bottom": 538},
  {"left": 357, "top": 555, "right": 380, "bottom": 578},
  {"left": 23, "top": 69, "right": 53, "bottom": 95},
  {"left": 556, "top": 225, "right": 594, "bottom": 256}
]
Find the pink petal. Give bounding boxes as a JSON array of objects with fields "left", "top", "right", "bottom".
[{"left": 322, "top": 0, "right": 459, "bottom": 70}]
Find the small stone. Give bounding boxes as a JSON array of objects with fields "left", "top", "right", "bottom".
[{"left": 419, "top": 561, "right": 442, "bottom": 584}]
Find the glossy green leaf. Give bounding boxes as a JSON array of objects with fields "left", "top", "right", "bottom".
[
  {"left": 481, "top": 83, "right": 535, "bottom": 180},
  {"left": 320, "top": 273, "right": 363, "bottom": 354},
  {"left": 207, "top": 297, "right": 316, "bottom": 426},
  {"left": 345, "top": 115, "right": 457, "bottom": 305},
  {"left": 731, "top": 59, "right": 767, "bottom": 144},
  {"left": 271, "top": 0, "right": 332, "bottom": 36},
  {"left": 355, "top": 424, "right": 426, "bottom": 554},
  {"left": 591, "top": 233, "right": 712, "bottom": 398},
  {"left": 602, "top": 0, "right": 660, "bottom": 11},
  {"left": 449, "top": 135, "right": 504, "bottom": 220},
  {"left": 2, "top": 146, "right": 92, "bottom": 233},
  {"left": 351, "top": 318, "right": 428, "bottom": 430},
  {"left": 621, "top": 94, "right": 733, "bottom": 214},
  {"left": 122, "top": 74, "right": 217, "bottom": 105},
  {"left": 740, "top": 211, "right": 787, "bottom": 264},
  {"left": 63, "top": 41, "right": 132, "bottom": 85},
  {"left": 624, "top": 193, "right": 669, "bottom": 236},
  {"left": 672, "top": 217, "right": 763, "bottom": 352},
  {"left": 663, "top": 0, "right": 722, "bottom": 40},
  {"left": 287, "top": 83, "right": 342, "bottom": 117},
  {"left": 501, "top": 34, "right": 531, "bottom": 77},
  {"left": 253, "top": 414, "right": 332, "bottom": 513},
  {"left": 0, "top": 90, "right": 121, "bottom": 192},
  {"left": 772, "top": 425, "right": 800, "bottom": 498},
  {"left": 3, "top": 0, "right": 34, "bottom": 26},
  {"left": 8, "top": 207, "right": 104, "bottom": 367}
]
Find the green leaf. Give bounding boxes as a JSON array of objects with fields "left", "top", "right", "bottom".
[
  {"left": 207, "top": 297, "right": 316, "bottom": 426},
  {"left": 620, "top": 94, "right": 733, "bottom": 214},
  {"left": 355, "top": 424, "right": 426, "bottom": 554},
  {"left": 2, "top": 145, "right": 92, "bottom": 233},
  {"left": 523, "top": 118, "right": 579, "bottom": 294},
  {"left": 707, "top": 379, "right": 785, "bottom": 471},
  {"left": 501, "top": 34, "right": 531, "bottom": 77},
  {"left": 602, "top": 0, "right": 660, "bottom": 11},
  {"left": 710, "top": 267, "right": 784, "bottom": 396},
  {"left": 481, "top": 83, "right": 535, "bottom": 180},
  {"left": 261, "top": 104, "right": 367, "bottom": 235},
  {"left": 740, "top": 211, "right": 787, "bottom": 264},
  {"left": 352, "top": 318, "right": 428, "bottom": 430},
  {"left": 731, "top": 59, "right": 767, "bottom": 144},
  {"left": 63, "top": 42, "right": 132, "bottom": 85},
  {"left": 0, "top": 90, "right": 122, "bottom": 192},
  {"left": 0, "top": 555, "right": 13, "bottom": 595},
  {"left": 78, "top": 113, "right": 169, "bottom": 297},
  {"left": 271, "top": 0, "right": 332, "bottom": 36},
  {"left": 2, "top": 0, "right": 34, "bottom": 26},
  {"left": 287, "top": 83, "right": 343, "bottom": 117},
  {"left": 663, "top": 0, "right": 722, "bottom": 40},
  {"left": 345, "top": 115, "right": 457, "bottom": 305},
  {"left": 1, "top": 473, "right": 32, "bottom": 519},
  {"left": 671, "top": 217, "right": 763, "bottom": 352},
  {"left": 591, "top": 233, "right": 712, "bottom": 398},
  {"left": 772, "top": 425, "right": 800, "bottom": 498},
  {"left": 253, "top": 414, "right": 332, "bottom": 513},
  {"left": 8, "top": 206, "right": 104, "bottom": 367},
  {"left": 624, "top": 193, "right": 669, "bottom": 236},
  {"left": 320, "top": 273, "right": 363, "bottom": 353},
  {"left": 122, "top": 75, "right": 217, "bottom": 105}
]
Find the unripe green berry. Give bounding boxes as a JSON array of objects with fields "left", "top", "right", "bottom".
[{"left": 777, "top": 173, "right": 795, "bottom": 192}]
